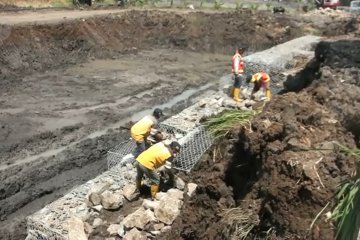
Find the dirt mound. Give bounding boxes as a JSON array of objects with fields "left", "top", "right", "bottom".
[
  {"left": 1, "top": 9, "right": 359, "bottom": 87},
  {"left": 161, "top": 40, "right": 359, "bottom": 239}
]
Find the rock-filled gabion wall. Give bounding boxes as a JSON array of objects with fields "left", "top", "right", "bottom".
[{"left": 25, "top": 35, "right": 321, "bottom": 239}]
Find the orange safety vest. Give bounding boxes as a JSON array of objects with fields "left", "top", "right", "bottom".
[
  {"left": 136, "top": 142, "right": 172, "bottom": 170},
  {"left": 231, "top": 53, "right": 244, "bottom": 74},
  {"left": 252, "top": 72, "right": 270, "bottom": 87},
  {"left": 131, "top": 115, "right": 156, "bottom": 142}
]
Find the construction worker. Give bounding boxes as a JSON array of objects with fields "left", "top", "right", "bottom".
[
  {"left": 246, "top": 72, "right": 271, "bottom": 101},
  {"left": 231, "top": 47, "right": 245, "bottom": 102},
  {"left": 135, "top": 141, "right": 181, "bottom": 199},
  {"left": 131, "top": 108, "right": 164, "bottom": 158}
]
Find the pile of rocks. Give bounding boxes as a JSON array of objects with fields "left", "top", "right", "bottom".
[
  {"left": 102, "top": 183, "right": 197, "bottom": 240},
  {"left": 26, "top": 163, "right": 137, "bottom": 239},
  {"left": 26, "top": 158, "right": 198, "bottom": 240},
  {"left": 162, "top": 91, "right": 258, "bottom": 132}
]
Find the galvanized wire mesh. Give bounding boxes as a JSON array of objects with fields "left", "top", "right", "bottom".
[
  {"left": 107, "top": 139, "right": 136, "bottom": 169},
  {"left": 173, "top": 126, "right": 214, "bottom": 172},
  {"left": 26, "top": 217, "right": 65, "bottom": 240},
  {"left": 107, "top": 123, "right": 213, "bottom": 172},
  {"left": 107, "top": 124, "right": 189, "bottom": 169}
]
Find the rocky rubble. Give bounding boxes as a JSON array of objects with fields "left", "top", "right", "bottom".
[{"left": 26, "top": 156, "right": 198, "bottom": 239}]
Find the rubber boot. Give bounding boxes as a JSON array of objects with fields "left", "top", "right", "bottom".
[
  {"left": 229, "top": 86, "right": 235, "bottom": 97},
  {"left": 150, "top": 184, "right": 160, "bottom": 200},
  {"left": 233, "top": 88, "right": 241, "bottom": 102},
  {"left": 266, "top": 89, "right": 271, "bottom": 100},
  {"left": 136, "top": 179, "right": 142, "bottom": 190}
]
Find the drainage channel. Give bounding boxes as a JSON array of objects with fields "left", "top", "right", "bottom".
[{"left": 0, "top": 82, "right": 217, "bottom": 173}]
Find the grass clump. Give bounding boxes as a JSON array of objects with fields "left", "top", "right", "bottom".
[
  {"left": 220, "top": 207, "right": 259, "bottom": 239},
  {"left": 205, "top": 109, "right": 257, "bottom": 138},
  {"left": 331, "top": 144, "right": 360, "bottom": 240}
]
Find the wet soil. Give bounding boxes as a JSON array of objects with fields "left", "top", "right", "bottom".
[
  {"left": 161, "top": 40, "right": 360, "bottom": 240},
  {"left": 0, "top": 8, "right": 359, "bottom": 240}
]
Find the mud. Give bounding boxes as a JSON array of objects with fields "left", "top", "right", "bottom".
[
  {"left": 0, "top": 8, "right": 359, "bottom": 240},
  {"left": 161, "top": 40, "right": 360, "bottom": 240}
]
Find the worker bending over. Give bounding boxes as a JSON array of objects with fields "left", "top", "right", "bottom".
[
  {"left": 131, "top": 108, "right": 164, "bottom": 157},
  {"left": 231, "top": 47, "right": 245, "bottom": 102},
  {"left": 247, "top": 72, "right": 271, "bottom": 101},
  {"left": 135, "top": 141, "right": 181, "bottom": 199}
]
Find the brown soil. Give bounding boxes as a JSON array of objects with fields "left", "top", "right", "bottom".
[
  {"left": 0, "top": 8, "right": 359, "bottom": 240},
  {"left": 160, "top": 40, "right": 360, "bottom": 240}
]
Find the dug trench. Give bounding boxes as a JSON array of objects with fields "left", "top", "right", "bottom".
[
  {"left": 159, "top": 40, "right": 360, "bottom": 239},
  {"left": 0, "top": 8, "right": 359, "bottom": 240}
]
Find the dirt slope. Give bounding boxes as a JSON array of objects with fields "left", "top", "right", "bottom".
[
  {"left": 161, "top": 40, "right": 360, "bottom": 239},
  {"left": 0, "top": 8, "right": 359, "bottom": 240},
  {"left": 1, "top": 9, "right": 359, "bottom": 85}
]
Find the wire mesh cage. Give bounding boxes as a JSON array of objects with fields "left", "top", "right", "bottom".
[
  {"left": 173, "top": 126, "right": 214, "bottom": 172},
  {"left": 107, "top": 139, "right": 137, "bottom": 169},
  {"left": 107, "top": 124, "right": 189, "bottom": 169}
]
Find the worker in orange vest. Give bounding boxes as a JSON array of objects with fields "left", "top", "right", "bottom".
[
  {"left": 231, "top": 47, "right": 245, "bottom": 102},
  {"left": 131, "top": 108, "right": 164, "bottom": 157},
  {"left": 135, "top": 141, "right": 181, "bottom": 199},
  {"left": 246, "top": 72, "right": 271, "bottom": 101}
]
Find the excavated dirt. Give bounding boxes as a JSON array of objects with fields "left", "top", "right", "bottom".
[
  {"left": 160, "top": 40, "right": 360, "bottom": 239},
  {"left": 0, "top": 8, "right": 359, "bottom": 240}
]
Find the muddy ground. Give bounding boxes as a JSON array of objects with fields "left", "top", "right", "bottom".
[
  {"left": 0, "top": 8, "right": 359, "bottom": 240},
  {"left": 160, "top": 40, "right": 360, "bottom": 239}
]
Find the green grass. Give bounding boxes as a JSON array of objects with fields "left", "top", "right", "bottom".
[
  {"left": 331, "top": 144, "right": 360, "bottom": 240},
  {"left": 205, "top": 109, "right": 258, "bottom": 138}
]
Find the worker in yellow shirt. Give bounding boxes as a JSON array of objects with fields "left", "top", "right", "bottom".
[
  {"left": 131, "top": 108, "right": 164, "bottom": 157},
  {"left": 135, "top": 141, "right": 181, "bottom": 199},
  {"left": 246, "top": 72, "right": 271, "bottom": 101}
]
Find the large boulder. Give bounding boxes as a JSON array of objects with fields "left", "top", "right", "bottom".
[
  {"left": 100, "top": 190, "right": 124, "bottom": 210},
  {"left": 154, "top": 195, "right": 182, "bottom": 225},
  {"left": 121, "top": 207, "right": 154, "bottom": 230},
  {"left": 142, "top": 199, "right": 159, "bottom": 210},
  {"left": 124, "top": 228, "right": 147, "bottom": 240},
  {"left": 107, "top": 224, "right": 120, "bottom": 236},
  {"left": 123, "top": 184, "right": 140, "bottom": 202},
  {"left": 68, "top": 217, "right": 87, "bottom": 240},
  {"left": 167, "top": 189, "right": 184, "bottom": 200}
]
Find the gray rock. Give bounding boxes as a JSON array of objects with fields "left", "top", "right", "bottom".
[
  {"left": 145, "top": 209, "right": 157, "bottom": 222},
  {"left": 155, "top": 192, "right": 167, "bottom": 200},
  {"left": 142, "top": 199, "right": 159, "bottom": 210},
  {"left": 118, "top": 223, "right": 125, "bottom": 237},
  {"left": 84, "top": 222, "right": 93, "bottom": 236},
  {"left": 222, "top": 98, "right": 238, "bottom": 108},
  {"left": 167, "top": 189, "right": 184, "bottom": 200},
  {"left": 124, "top": 228, "right": 146, "bottom": 240},
  {"left": 68, "top": 217, "right": 87, "bottom": 240},
  {"left": 89, "top": 193, "right": 101, "bottom": 206},
  {"left": 123, "top": 184, "right": 140, "bottom": 202},
  {"left": 154, "top": 196, "right": 182, "bottom": 225},
  {"left": 121, "top": 207, "right": 154, "bottom": 229},
  {"left": 150, "top": 231, "right": 161, "bottom": 235},
  {"left": 107, "top": 224, "right": 120, "bottom": 236},
  {"left": 92, "top": 205, "right": 103, "bottom": 212},
  {"left": 175, "top": 177, "right": 185, "bottom": 190},
  {"left": 117, "top": 214, "right": 125, "bottom": 224},
  {"left": 152, "top": 223, "right": 165, "bottom": 231},
  {"left": 187, "top": 183, "right": 197, "bottom": 197},
  {"left": 160, "top": 226, "right": 172, "bottom": 233},
  {"left": 89, "top": 182, "right": 111, "bottom": 195},
  {"left": 101, "top": 190, "right": 124, "bottom": 210},
  {"left": 92, "top": 218, "right": 103, "bottom": 228}
]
